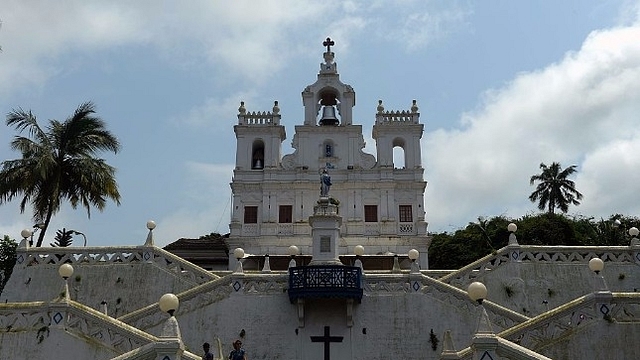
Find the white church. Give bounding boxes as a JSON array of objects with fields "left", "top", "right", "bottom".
[{"left": 1, "top": 39, "right": 640, "bottom": 360}]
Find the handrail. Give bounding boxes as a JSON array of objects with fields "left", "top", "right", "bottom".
[
  {"left": 439, "top": 245, "right": 636, "bottom": 289},
  {"left": 15, "top": 245, "right": 219, "bottom": 286}
]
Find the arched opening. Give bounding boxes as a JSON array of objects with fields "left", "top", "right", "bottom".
[
  {"left": 392, "top": 138, "right": 406, "bottom": 169},
  {"left": 252, "top": 140, "right": 265, "bottom": 169},
  {"left": 317, "top": 89, "right": 340, "bottom": 126}
]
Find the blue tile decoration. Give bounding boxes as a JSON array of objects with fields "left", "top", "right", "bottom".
[
  {"left": 511, "top": 251, "right": 519, "bottom": 260},
  {"left": 53, "top": 312, "right": 63, "bottom": 324},
  {"left": 412, "top": 281, "right": 420, "bottom": 292},
  {"left": 16, "top": 254, "right": 24, "bottom": 264},
  {"left": 635, "top": 252, "right": 640, "bottom": 262},
  {"left": 480, "top": 351, "right": 494, "bottom": 360},
  {"left": 143, "top": 252, "right": 151, "bottom": 261},
  {"left": 233, "top": 281, "right": 242, "bottom": 292},
  {"left": 600, "top": 304, "right": 610, "bottom": 315}
]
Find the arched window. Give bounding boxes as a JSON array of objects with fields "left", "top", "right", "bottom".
[
  {"left": 392, "top": 138, "right": 406, "bottom": 169},
  {"left": 252, "top": 140, "right": 265, "bottom": 169}
]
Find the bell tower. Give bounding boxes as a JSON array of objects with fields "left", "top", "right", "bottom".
[{"left": 302, "top": 38, "right": 355, "bottom": 127}]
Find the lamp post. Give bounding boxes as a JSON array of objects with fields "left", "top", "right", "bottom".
[
  {"left": 408, "top": 248, "right": 420, "bottom": 274},
  {"left": 288, "top": 245, "right": 300, "bottom": 268},
  {"left": 158, "top": 293, "right": 181, "bottom": 338},
  {"left": 233, "top": 248, "right": 245, "bottom": 273},
  {"left": 70, "top": 230, "right": 87, "bottom": 247},
  {"left": 507, "top": 223, "right": 518, "bottom": 245},
  {"left": 20, "top": 229, "right": 32, "bottom": 248},
  {"left": 144, "top": 220, "right": 156, "bottom": 246},
  {"left": 20, "top": 224, "right": 45, "bottom": 247},
  {"left": 467, "top": 281, "right": 493, "bottom": 334},
  {"left": 588, "top": 257, "right": 607, "bottom": 291},
  {"left": 354, "top": 245, "right": 364, "bottom": 271},
  {"left": 58, "top": 264, "right": 74, "bottom": 301},
  {"left": 629, "top": 227, "right": 639, "bottom": 246}
]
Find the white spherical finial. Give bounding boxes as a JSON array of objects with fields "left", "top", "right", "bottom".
[
  {"left": 588, "top": 258, "right": 604, "bottom": 274},
  {"left": 354, "top": 245, "right": 365, "bottom": 257},
  {"left": 288, "top": 245, "right": 300, "bottom": 256},
  {"left": 408, "top": 249, "right": 419, "bottom": 261},
  {"left": 507, "top": 223, "right": 517, "bottom": 232},
  {"left": 629, "top": 227, "right": 639, "bottom": 237},
  {"left": 58, "top": 264, "right": 74, "bottom": 279},
  {"left": 21, "top": 229, "right": 33, "bottom": 239},
  {"left": 158, "top": 293, "right": 179, "bottom": 314},
  {"left": 468, "top": 282, "right": 487, "bottom": 303},
  {"left": 233, "top": 247, "right": 245, "bottom": 260},
  {"left": 146, "top": 220, "right": 156, "bottom": 230}
]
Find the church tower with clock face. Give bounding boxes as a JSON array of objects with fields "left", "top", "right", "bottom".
[{"left": 228, "top": 38, "right": 429, "bottom": 270}]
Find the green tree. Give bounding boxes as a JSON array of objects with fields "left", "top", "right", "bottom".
[
  {"left": 0, "top": 102, "right": 121, "bottom": 247},
  {"left": 529, "top": 162, "right": 583, "bottom": 214},
  {"left": 0, "top": 235, "right": 17, "bottom": 295},
  {"left": 50, "top": 228, "right": 74, "bottom": 247}
]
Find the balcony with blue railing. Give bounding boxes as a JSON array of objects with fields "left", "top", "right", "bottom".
[{"left": 288, "top": 265, "right": 363, "bottom": 303}]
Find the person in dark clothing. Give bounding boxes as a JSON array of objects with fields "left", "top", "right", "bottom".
[
  {"left": 228, "top": 340, "right": 247, "bottom": 360},
  {"left": 202, "top": 342, "right": 214, "bottom": 360}
]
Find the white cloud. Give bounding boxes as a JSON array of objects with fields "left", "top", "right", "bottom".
[
  {"left": 424, "top": 21, "right": 640, "bottom": 232},
  {"left": 174, "top": 92, "right": 257, "bottom": 127},
  {"left": 0, "top": 1, "right": 472, "bottom": 96}
]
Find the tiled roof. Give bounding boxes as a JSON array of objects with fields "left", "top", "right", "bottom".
[{"left": 163, "top": 233, "right": 229, "bottom": 256}]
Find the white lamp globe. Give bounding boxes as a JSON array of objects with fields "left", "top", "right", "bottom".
[
  {"left": 468, "top": 282, "right": 487, "bottom": 303},
  {"left": 288, "top": 245, "right": 300, "bottom": 256},
  {"left": 629, "top": 227, "right": 639, "bottom": 237},
  {"left": 408, "top": 249, "right": 419, "bottom": 261},
  {"left": 58, "top": 264, "right": 74, "bottom": 279},
  {"left": 233, "top": 247, "right": 245, "bottom": 260},
  {"left": 159, "top": 293, "right": 179, "bottom": 314},
  {"left": 354, "top": 245, "right": 365, "bottom": 257},
  {"left": 21, "top": 229, "right": 32, "bottom": 239},
  {"left": 146, "top": 220, "right": 156, "bottom": 230},
  {"left": 588, "top": 258, "right": 604, "bottom": 273},
  {"left": 507, "top": 223, "right": 517, "bottom": 232}
]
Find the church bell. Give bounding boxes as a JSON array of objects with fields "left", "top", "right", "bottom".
[{"left": 319, "top": 105, "right": 339, "bottom": 126}]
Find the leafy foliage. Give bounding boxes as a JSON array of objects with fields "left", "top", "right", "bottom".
[
  {"left": 50, "top": 228, "right": 74, "bottom": 247},
  {"left": 0, "top": 102, "right": 121, "bottom": 246},
  {"left": 429, "top": 214, "right": 640, "bottom": 269},
  {"left": 529, "top": 162, "right": 583, "bottom": 214},
  {"left": 0, "top": 235, "right": 18, "bottom": 295}
]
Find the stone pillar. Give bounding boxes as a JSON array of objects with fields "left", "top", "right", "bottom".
[{"left": 309, "top": 198, "right": 342, "bottom": 265}]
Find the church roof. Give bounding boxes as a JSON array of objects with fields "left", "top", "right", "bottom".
[{"left": 163, "top": 233, "right": 229, "bottom": 262}]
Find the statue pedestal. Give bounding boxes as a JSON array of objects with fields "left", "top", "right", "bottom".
[{"left": 309, "top": 198, "right": 342, "bottom": 265}]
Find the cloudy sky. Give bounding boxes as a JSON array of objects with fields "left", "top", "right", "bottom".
[{"left": 1, "top": 1, "right": 640, "bottom": 247}]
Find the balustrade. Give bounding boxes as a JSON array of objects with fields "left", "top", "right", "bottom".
[{"left": 288, "top": 265, "right": 363, "bottom": 302}]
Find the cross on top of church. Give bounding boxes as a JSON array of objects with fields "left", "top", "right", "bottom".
[{"left": 323, "top": 37, "right": 335, "bottom": 53}]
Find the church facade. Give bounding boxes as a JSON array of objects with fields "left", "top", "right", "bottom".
[{"left": 228, "top": 38, "right": 429, "bottom": 270}]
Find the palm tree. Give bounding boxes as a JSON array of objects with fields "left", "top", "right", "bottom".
[
  {"left": 529, "top": 162, "right": 583, "bottom": 215},
  {"left": 0, "top": 102, "right": 121, "bottom": 246}
]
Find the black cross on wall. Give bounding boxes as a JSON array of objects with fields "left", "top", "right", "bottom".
[{"left": 310, "top": 326, "right": 343, "bottom": 360}]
